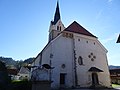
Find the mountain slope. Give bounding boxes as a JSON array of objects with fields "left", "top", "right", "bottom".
[{"left": 0, "top": 56, "right": 34, "bottom": 69}]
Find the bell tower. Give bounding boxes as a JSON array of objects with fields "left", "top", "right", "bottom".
[{"left": 49, "top": 1, "right": 65, "bottom": 42}]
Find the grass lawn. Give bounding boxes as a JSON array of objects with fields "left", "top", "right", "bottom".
[
  {"left": 8, "top": 80, "right": 32, "bottom": 90},
  {"left": 112, "top": 84, "right": 120, "bottom": 88}
]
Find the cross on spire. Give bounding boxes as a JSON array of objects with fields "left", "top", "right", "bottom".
[{"left": 53, "top": 1, "right": 61, "bottom": 25}]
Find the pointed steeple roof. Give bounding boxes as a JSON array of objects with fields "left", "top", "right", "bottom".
[
  {"left": 52, "top": 1, "right": 61, "bottom": 25},
  {"left": 64, "top": 21, "right": 97, "bottom": 38},
  {"left": 116, "top": 34, "right": 120, "bottom": 43}
]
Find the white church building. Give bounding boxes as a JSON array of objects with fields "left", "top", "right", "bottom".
[{"left": 31, "top": 2, "right": 111, "bottom": 89}]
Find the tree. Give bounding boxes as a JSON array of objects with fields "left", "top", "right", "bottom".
[{"left": 0, "top": 61, "right": 10, "bottom": 90}]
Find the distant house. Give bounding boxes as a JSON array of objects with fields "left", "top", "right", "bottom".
[
  {"left": 110, "top": 69, "right": 120, "bottom": 84},
  {"left": 17, "top": 66, "right": 30, "bottom": 80},
  {"left": 7, "top": 69, "right": 18, "bottom": 80}
]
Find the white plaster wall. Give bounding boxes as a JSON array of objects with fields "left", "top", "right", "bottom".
[
  {"left": 41, "top": 34, "right": 75, "bottom": 89},
  {"left": 51, "top": 35, "right": 74, "bottom": 89},
  {"left": 49, "top": 20, "right": 65, "bottom": 33},
  {"left": 41, "top": 43, "right": 52, "bottom": 65},
  {"left": 32, "top": 68, "right": 49, "bottom": 81},
  {"left": 31, "top": 55, "right": 41, "bottom": 71},
  {"left": 74, "top": 33, "right": 111, "bottom": 87},
  {"left": 18, "top": 73, "right": 30, "bottom": 80},
  {"left": 32, "top": 31, "right": 111, "bottom": 89},
  {"left": 55, "top": 20, "right": 65, "bottom": 31}
]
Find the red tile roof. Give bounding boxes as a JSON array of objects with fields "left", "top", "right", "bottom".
[
  {"left": 7, "top": 69, "right": 18, "bottom": 75},
  {"left": 64, "top": 21, "right": 97, "bottom": 38}
]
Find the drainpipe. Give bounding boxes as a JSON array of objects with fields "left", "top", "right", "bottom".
[
  {"left": 49, "top": 43, "right": 53, "bottom": 82},
  {"left": 49, "top": 59, "right": 52, "bottom": 81},
  {"left": 72, "top": 36, "right": 78, "bottom": 86}
]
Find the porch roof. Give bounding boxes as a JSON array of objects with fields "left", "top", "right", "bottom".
[{"left": 88, "top": 67, "right": 103, "bottom": 72}]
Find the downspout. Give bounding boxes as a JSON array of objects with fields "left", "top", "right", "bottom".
[
  {"left": 49, "top": 42, "right": 53, "bottom": 82},
  {"left": 72, "top": 35, "right": 78, "bottom": 86}
]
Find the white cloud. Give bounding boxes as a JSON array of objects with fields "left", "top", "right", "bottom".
[
  {"left": 101, "top": 33, "right": 119, "bottom": 44},
  {"left": 108, "top": 0, "right": 113, "bottom": 3},
  {"left": 95, "top": 9, "right": 103, "bottom": 20},
  {"left": 108, "top": 0, "right": 114, "bottom": 4}
]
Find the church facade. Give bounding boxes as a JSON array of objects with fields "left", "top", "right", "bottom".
[{"left": 31, "top": 2, "right": 111, "bottom": 89}]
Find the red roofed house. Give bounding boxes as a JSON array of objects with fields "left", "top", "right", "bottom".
[
  {"left": 7, "top": 69, "right": 18, "bottom": 80},
  {"left": 18, "top": 66, "right": 31, "bottom": 80},
  {"left": 110, "top": 69, "right": 120, "bottom": 84},
  {"left": 31, "top": 2, "right": 111, "bottom": 89}
]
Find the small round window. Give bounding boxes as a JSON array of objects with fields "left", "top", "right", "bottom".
[{"left": 61, "top": 64, "right": 65, "bottom": 69}]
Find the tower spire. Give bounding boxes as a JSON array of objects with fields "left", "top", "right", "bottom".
[
  {"left": 53, "top": 1, "right": 61, "bottom": 24},
  {"left": 49, "top": 1, "right": 65, "bottom": 41}
]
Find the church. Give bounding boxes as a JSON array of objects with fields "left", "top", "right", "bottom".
[{"left": 31, "top": 2, "right": 111, "bottom": 89}]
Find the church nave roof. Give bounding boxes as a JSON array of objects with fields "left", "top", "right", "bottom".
[{"left": 64, "top": 21, "right": 97, "bottom": 38}]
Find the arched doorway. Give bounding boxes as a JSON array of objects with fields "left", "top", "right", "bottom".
[{"left": 92, "top": 73, "right": 99, "bottom": 85}]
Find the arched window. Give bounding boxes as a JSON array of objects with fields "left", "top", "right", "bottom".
[
  {"left": 57, "top": 26, "right": 59, "bottom": 30},
  {"left": 60, "top": 26, "right": 61, "bottom": 31},
  {"left": 78, "top": 56, "right": 83, "bottom": 65}
]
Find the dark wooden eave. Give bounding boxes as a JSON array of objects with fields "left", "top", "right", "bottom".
[
  {"left": 88, "top": 67, "right": 103, "bottom": 72},
  {"left": 116, "top": 34, "right": 120, "bottom": 43}
]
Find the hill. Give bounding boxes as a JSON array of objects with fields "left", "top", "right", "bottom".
[
  {"left": 0, "top": 57, "right": 17, "bottom": 66},
  {"left": 0, "top": 56, "right": 34, "bottom": 69},
  {"left": 109, "top": 65, "right": 120, "bottom": 69},
  {"left": 0, "top": 56, "right": 119, "bottom": 70}
]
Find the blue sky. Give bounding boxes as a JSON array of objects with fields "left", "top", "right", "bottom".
[{"left": 0, "top": 0, "right": 120, "bottom": 65}]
